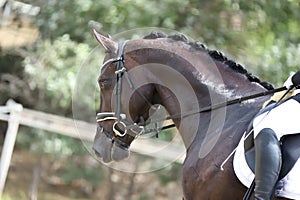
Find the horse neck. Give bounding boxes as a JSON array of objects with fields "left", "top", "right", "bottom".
[
  {"left": 154, "top": 68, "right": 267, "bottom": 150},
  {"left": 128, "top": 38, "right": 267, "bottom": 96},
  {"left": 128, "top": 39, "right": 268, "bottom": 148}
]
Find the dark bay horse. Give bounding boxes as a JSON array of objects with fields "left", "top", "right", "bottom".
[{"left": 92, "top": 30, "right": 290, "bottom": 200}]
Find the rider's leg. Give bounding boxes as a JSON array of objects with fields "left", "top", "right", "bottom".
[{"left": 254, "top": 128, "right": 282, "bottom": 200}]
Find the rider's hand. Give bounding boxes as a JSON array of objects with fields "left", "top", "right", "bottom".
[{"left": 292, "top": 70, "right": 300, "bottom": 87}]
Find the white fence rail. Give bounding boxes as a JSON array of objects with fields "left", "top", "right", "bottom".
[{"left": 0, "top": 99, "right": 185, "bottom": 197}]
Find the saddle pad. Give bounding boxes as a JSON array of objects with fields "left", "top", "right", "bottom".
[
  {"left": 244, "top": 133, "right": 300, "bottom": 180},
  {"left": 233, "top": 132, "right": 300, "bottom": 199}
]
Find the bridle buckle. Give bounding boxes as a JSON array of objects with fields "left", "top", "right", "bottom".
[
  {"left": 113, "top": 121, "right": 128, "bottom": 137},
  {"left": 115, "top": 67, "right": 126, "bottom": 75}
]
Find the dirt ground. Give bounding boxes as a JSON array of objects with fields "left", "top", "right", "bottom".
[{"left": 2, "top": 149, "right": 183, "bottom": 200}]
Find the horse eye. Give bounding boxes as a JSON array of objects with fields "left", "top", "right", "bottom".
[{"left": 99, "top": 79, "right": 112, "bottom": 89}]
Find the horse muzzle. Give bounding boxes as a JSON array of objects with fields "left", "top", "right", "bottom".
[
  {"left": 93, "top": 124, "right": 130, "bottom": 163},
  {"left": 94, "top": 112, "right": 145, "bottom": 162}
]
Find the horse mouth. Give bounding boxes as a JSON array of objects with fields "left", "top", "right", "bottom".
[{"left": 93, "top": 126, "right": 130, "bottom": 163}]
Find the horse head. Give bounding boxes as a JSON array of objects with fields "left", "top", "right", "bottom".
[{"left": 92, "top": 30, "right": 157, "bottom": 163}]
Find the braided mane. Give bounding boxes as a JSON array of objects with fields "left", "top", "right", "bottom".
[{"left": 144, "top": 32, "right": 274, "bottom": 90}]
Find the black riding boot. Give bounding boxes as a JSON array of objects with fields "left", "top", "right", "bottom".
[{"left": 254, "top": 128, "right": 282, "bottom": 200}]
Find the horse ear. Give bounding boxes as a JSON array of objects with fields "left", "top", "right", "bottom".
[{"left": 93, "top": 29, "right": 117, "bottom": 53}]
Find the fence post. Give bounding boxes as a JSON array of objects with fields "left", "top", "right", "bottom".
[{"left": 0, "top": 99, "right": 23, "bottom": 197}]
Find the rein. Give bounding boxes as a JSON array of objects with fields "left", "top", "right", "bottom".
[
  {"left": 96, "top": 41, "right": 299, "bottom": 140},
  {"left": 143, "top": 85, "right": 296, "bottom": 134}
]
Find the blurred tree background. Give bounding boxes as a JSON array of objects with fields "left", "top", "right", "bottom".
[{"left": 0, "top": 0, "right": 300, "bottom": 199}]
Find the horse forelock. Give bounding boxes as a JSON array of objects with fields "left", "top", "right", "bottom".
[{"left": 143, "top": 32, "right": 274, "bottom": 91}]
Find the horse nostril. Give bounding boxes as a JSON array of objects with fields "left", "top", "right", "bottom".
[
  {"left": 93, "top": 148, "right": 102, "bottom": 158},
  {"left": 97, "top": 125, "right": 104, "bottom": 133},
  {"left": 112, "top": 143, "right": 130, "bottom": 161},
  {"left": 93, "top": 133, "right": 113, "bottom": 163},
  {"left": 93, "top": 141, "right": 104, "bottom": 158}
]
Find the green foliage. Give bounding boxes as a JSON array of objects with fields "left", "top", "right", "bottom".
[
  {"left": 16, "top": 127, "right": 86, "bottom": 156},
  {"left": 0, "top": 52, "right": 27, "bottom": 105},
  {"left": 62, "top": 158, "right": 104, "bottom": 187},
  {"left": 22, "top": 34, "right": 92, "bottom": 115},
  {"left": 158, "top": 129, "right": 176, "bottom": 142},
  {"left": 1, "top": 192, "right": 27, "bottom": 200},
  {"left": 233, "top": 0, "right": 300, "bottom": 84},
  {"left": 137, "top": 193, "right": 150, "bottom": 200},
  {"left": 156, "top": 163, "right": 182, "bottom": 185},
  {"left": 0, "top": 194, "right": 13, "bottom": 200},
  {"left": 35, "top": 0, "right": 193, "bottom": 43},
  {"left": 14, "top": 0, "right": 300, "bottom": 114},
  {"left": 250, "top": 41, "right": 300, "bottom": 86}
]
